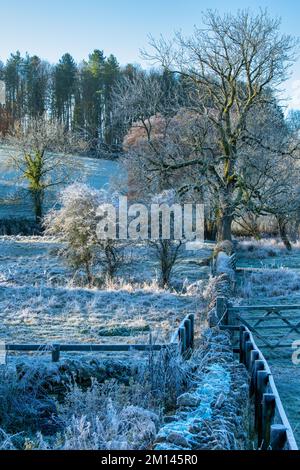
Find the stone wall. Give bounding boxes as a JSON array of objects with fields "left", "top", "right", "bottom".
[
  {"left": 154, "top": 241, "right": 250, "bottom": 450},
  {"left": 154, "top": 329, "right": 249, "bottom": 450}
]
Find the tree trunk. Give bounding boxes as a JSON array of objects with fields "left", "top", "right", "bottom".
[
  {"left": 85, "top": 261, "right": 93, "bottom": 287},
  {"left": 205, "top": 219, "right": 217, "bottom": 241},
  {"left": 217, "top": 213, "right": 233, "bottom": 242},
  {"left": 277, "top": 216, "right": 292, "bottom": 251},
  {"left": 31, "top": 189, "right": 43, "bottom": 225}
]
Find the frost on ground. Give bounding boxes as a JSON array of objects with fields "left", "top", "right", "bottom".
[
  {"left": 239, "top": 267, "right": 300, "bottom": 301},
  {"left": 0, "top": 235, "right": 214, "bottom": 450},
  {"left": 0, "top": 236, "right": 209, "bottom": 348},
  {"left": 237, "top": 237, "right": 300, "bottom": 269},
  {"left": 237, "top": 238, "right": 300, "bottom": 302}
]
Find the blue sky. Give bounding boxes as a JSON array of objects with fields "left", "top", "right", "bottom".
[{"left": 0, "top": 0, "right": 300, "bottom": 108}]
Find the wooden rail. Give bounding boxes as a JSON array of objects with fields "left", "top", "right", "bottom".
[
  {"left": 170, "top": 313, "right": 195, "bottom": 355},
  {"left": 3, "top": 313, "right": 195, "bottom": 362}
]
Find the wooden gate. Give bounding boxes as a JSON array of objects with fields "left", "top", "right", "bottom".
[
  {"left": 225, "top": 303, "right": 300, "bottom": 351},
  {"left": 213, "top": 297, "right": 299, "bottom": 450}
]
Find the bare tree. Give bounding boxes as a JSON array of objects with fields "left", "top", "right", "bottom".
[
  {"left": 149, "top": 239, "right": 182, "bottom": 288},
  {"left": 8, "top": 117, "right": 87, "bottom": 223},
  {"left": 141, "top": 9, "right": 298, "bottom": 241},
  {"left": 147, "top": 190, "right": 183, "bottom": 288},
  {"left": 113, "top": 71, "right": 211, "bottom": 206},
  {"left": 236, "top": 100, "right": 300, "bottom": 248}
]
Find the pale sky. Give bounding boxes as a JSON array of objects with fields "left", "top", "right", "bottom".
[{"left": 0, "top": 0, "right": 299, "bottom": 109}]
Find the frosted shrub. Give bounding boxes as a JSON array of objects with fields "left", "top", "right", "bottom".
[
  {"left": 44, "top": 184, "right": 123, "bottom": 286},
  {"left": 59, "top": 407, "right": 158, "bottom": 450},
  {"left": 138, "top": 347, "right": 191, "bottom": 411},
  {"left": 149, "top": 191, "right": 182, "bottom": 288},
  {"left": 0, "top": 429, "right": 17, "bottom": 450},
  {"left": 185, "top": 279, "right": 206, "bottom": 296},
  {"left": 115, "top": 405, "right": 158, "bottom": 449},
  {"left": 0, "top": 366, "right": 58, "bottom": 438},
  {"left": 238, "top": 238, "right": 287, "bottom": 259},
  {"left": 149, "top": 239, "right": 182, "bottom": 288},
  {"left": 202, "top": 275, "right": 222, "bottom": 301},
  {"left": 54, "top": 347, "right": 190, "bottom": 450},
  {"left": 62, "top": 416, "right": 105, "bottom": 450},
  {"left": 54, "top": 379, "right": 160, "bottom": 450}
]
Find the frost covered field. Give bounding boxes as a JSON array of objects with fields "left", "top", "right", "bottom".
[
  {"left": 0, "top": 236, "right": 209, "bottom": 349},
  {"left": 0, "top": 235, "right": 213, "bottom": 450},
  {"left": 0, "top": 146, "right": 120, "bottom": 219}
]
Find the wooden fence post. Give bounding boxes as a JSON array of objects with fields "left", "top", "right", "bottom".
[
  {"left": 261, "top": 393, "right": 276, "bottom": 449},
  {"left": 249, "top": 353, "right": 261, "bottom": 396},
  {"left": 256, "top": 370, "right": 269, "bottom": 447},
  {"left": 250, "top": 350, "right": 259, "bottom": 373},
  {"left": 239, "top": 325, "right": 246, "bottom": 363},
  {"left": 251, "top": 359, "right": 266, "bottom": 435},
  {"left": 52, "top": 344, "right": 60, "bottom": 362},
  {"left": 241, "top": 331, "right": 250, "bottom": 365},
  {"left": 184, "top": 318, "right": 192, "bottom": 349},
  {"left": 270, "top": 424, "right": 287, "bottom": 450},
  {"left": 245, "top": 340, "right": 254, "bottom": 371},
  {"left": 179, "top": 326, "right": 187, "bottom": 356},
  {"left": 188, "top": 313, "right": 195, "bottom": 348}
]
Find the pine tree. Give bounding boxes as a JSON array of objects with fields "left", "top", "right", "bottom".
[
  {"left": 86, "top": 49, "right": 105, "bottom": 144},
  {"left": 53, "top": 53, "right": 77, "bottom": 129},
  {"left": 5, "top": 51, "right": 26, "bottom": 124},
  {"left": 25, "top": 55, "right": 50, "bottom": 118},
  {"left": 103, "top": 54, "right": 120, "bottom": 146}
]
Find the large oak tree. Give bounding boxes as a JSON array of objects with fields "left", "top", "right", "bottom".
[{"left": 142, "top": 9, "right": 298, "bottom": 240}]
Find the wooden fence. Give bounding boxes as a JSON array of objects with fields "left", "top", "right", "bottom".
[
  {"left": 216, "top": 297, "right": 298, "bottom": 450},
  {"left": 239, "top": 325, "right": 298, "bottom": 450},
  {"left": 2, "top": 313, "right": 195, "bottom": 362}
]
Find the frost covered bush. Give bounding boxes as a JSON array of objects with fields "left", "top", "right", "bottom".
[
  {"left": 149, "top": 191, "right": 183, "bottom": 288},
  {"left": 0, "top": 345, "right": 192, "bottom": 450},
  {"left": 138, "top": 347, "right": 192, "bottom": 411},
  {"left": 149, "top": 239, "right": 182, "bottom": 288},
  {"left": 0, "top": 366, "right": 58, "bottom": 438},
  {"left": 54, "top": 348, "right": 190, "bottom": 450},
  {"left": 44, "top": 184, "right": 123, "bottom": 286},
  {"left": 52, "top": 347, "right": 190, "bottom": 450},
  {"left": 50, "top": 380, "right": 160, "bottom": 450},
  {"left": 237, "top": 238, "right": 288, "bottom": 259}
]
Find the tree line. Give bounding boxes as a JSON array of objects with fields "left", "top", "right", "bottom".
[
  {"left": 1, "top": 9, "right": 300, "bottom": 245},
  {"left": 0, "top": 50, "right": 189, "bottom": 153},
  {"left": 0, "top": 50, "right": 138, "bottom": 151}
]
